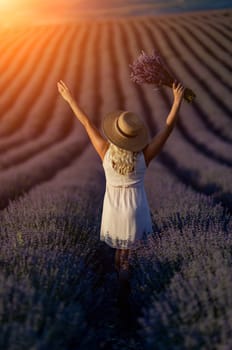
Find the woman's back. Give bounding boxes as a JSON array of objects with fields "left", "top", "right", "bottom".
[{"left": 103, "top": 148, "right": 147, "bottom": 188}]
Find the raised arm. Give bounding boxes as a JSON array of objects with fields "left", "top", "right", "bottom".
[
  {"left": 57, "top": 80, "right": 109, "bottom": 161},
  {"left": 143, "top": 82, "right": 185, "bottom": 166}
]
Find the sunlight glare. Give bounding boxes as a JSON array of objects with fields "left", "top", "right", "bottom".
[
  {"left": 0, "top": 0, "right": 21, "bottom": 8},
  {"left": 0, "top": 0, "right": 35, "bottom": 26},
  {"left": 0, "top": 0, "right": 27, "bottom": 9},
  {"left": 0, "top": 0, "right": 9, "bottom": 7}
]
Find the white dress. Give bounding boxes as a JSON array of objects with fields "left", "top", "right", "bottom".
[{"left": 100, "top": 148, "right": 153, "bottom": 249}]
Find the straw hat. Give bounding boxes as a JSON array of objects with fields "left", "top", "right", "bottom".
[{"left": 102, "top": 110, "right": 149, "bottom": 152}]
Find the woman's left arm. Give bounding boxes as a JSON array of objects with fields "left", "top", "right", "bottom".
[
  {"left": 57, "top": 80, "right": 109, "bottom": 160},
  {"left": 143, "top": 82, "right": 185, "bottom": 166}
]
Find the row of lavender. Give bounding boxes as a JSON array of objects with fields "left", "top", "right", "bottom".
[
  {"left": 0, "top": 153, "right": 105, "bottom": 349},
  {"left": 133, "top": 159, "right": 232, "bottom": 349}
]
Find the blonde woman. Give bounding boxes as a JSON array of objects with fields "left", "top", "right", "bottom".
[{"left": 57, "top": 80, "right": 185, "bottom": 282}]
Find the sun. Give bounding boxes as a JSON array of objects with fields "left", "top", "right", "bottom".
[
  {"left": 0, "top": 0, "right": 30, "bottom": 11},
  {"left": 0, "top": 0, "right": 18, "bottom": 11},
  {"left": 0, "top": 0, "right": 9, "bottom": 7},
  {"left": 0, "top": 0, "right": 32, "bottom": 26}
]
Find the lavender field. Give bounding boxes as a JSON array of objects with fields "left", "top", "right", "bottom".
[{"left": 0, "top": 9, "right": 232, "bottom": 349}]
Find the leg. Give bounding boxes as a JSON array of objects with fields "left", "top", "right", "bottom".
[
  {"left": 118, "top": 248, "right": 131, "bottom": 285},
  {"left": 118, "top": 249, "right": 131, "bottom": 319},
  {"left": 115, "top": 249, "right": 130, "bottom": 273},
  {"left": 120, "top": 249, "right": 130, "bottom": 272},
  {"left": 115, "top": 249, "right": 121, "bottom": 273}
]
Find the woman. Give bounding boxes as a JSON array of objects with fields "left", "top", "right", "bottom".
[{"left": 57, "top": 80, "right": 185, "bottom": 280}]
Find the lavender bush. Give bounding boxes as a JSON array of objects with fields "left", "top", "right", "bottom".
[
  {"left": 129, "top": 197, "right": 231, "bottom": 349},
  {"left": 0, "top": 172, "right": 144, "bottom": 349},
  {"left": 0, "top": 186, "right": 107, "bottom": 350},
  {"left": 130, "top": 50, "right": 196, "bottom": 103}
]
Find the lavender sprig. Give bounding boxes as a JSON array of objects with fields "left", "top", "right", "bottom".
[{"left": 130, "top": 50, "right": 196, "bottom": 103}]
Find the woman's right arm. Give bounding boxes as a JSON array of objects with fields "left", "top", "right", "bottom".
[
  {"left": 143, "top": 82, "right": 185, "bottom": 166},
  {"left": 57, "top": 80, "right": 109, "bottom": 160}
]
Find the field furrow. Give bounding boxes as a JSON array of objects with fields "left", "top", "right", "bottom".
[
  {"left": 186, "top": 17, "right": 232, "bottom": 56},
  {"left": 156, "top": 22, "right": 232, "bottom": 123},
  {"left": 0, "top": 27, "right": 41, "bottom": 74},
  {"left": 171, "top": 19, "right": 232, "bottom": 89},
  {"left": 0, "top": 28, "right": 50, "bottom": 83},
  {"left": 0, "top": 23, "right": 107, "bottom": 207},
  {"left": 0, "top": 27, "right": 64, "bottom": 136},
  {"left": 145, "top": 20, "right": 232, "bottom": 143},
  {"left": 0, "top": 28, "right": 83, "bottom": 146},
  {"left": 204, "top": 21, "right": 232, "bottom": 41},
  {"left": 100, "top": 22, "right": 126, "bottom": 113},
  {"left": 131, "top": 20, "right": 232, "bottom": 161}
]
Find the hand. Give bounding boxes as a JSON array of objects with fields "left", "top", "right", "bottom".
[
  {"left": 57, "top": 80, "right": 73, "bottom": 103},
  {"left": 172, "top": 81, "right": 185, "bottom": 103}
]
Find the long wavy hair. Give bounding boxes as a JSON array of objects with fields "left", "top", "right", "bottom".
[{"left": 108, "top": 143, "right": 138, "bottom": 175}]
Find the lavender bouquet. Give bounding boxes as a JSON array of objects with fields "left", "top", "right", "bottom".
[{"left": 130, "top": 50, "right": 196, "bottom": 103}]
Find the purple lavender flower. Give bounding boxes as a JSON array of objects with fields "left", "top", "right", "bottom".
[{"left": 130, "top": 50, "right": 196, "bottom": 103}]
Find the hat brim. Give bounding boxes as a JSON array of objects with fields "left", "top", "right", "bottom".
[{"left": 102, "top": 110, "right": 149, "bottom": 152}]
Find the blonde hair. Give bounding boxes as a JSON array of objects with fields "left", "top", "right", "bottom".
[{"left": 109, "top": 143, "right": 138, "bottom": 175}]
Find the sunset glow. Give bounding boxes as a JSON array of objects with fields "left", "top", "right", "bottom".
[
  {"left": 0, "top": 0, "right": 35, "bottom": 26},
  {"left": 0, "top": 0, "right": 10, "bottom": 7},
  {"left": 0, "top": 0, "right": 231, "bottom": 27},
  {"left": 0, "top": 0, "right": 31, "bottom": 10},
  {"left": 0, "top": 0, "right": 85, "bottom": 27}
]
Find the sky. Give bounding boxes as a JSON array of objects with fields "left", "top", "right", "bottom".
[{"left": 0, "top": 0, "right": 231, "bottom": 26}]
